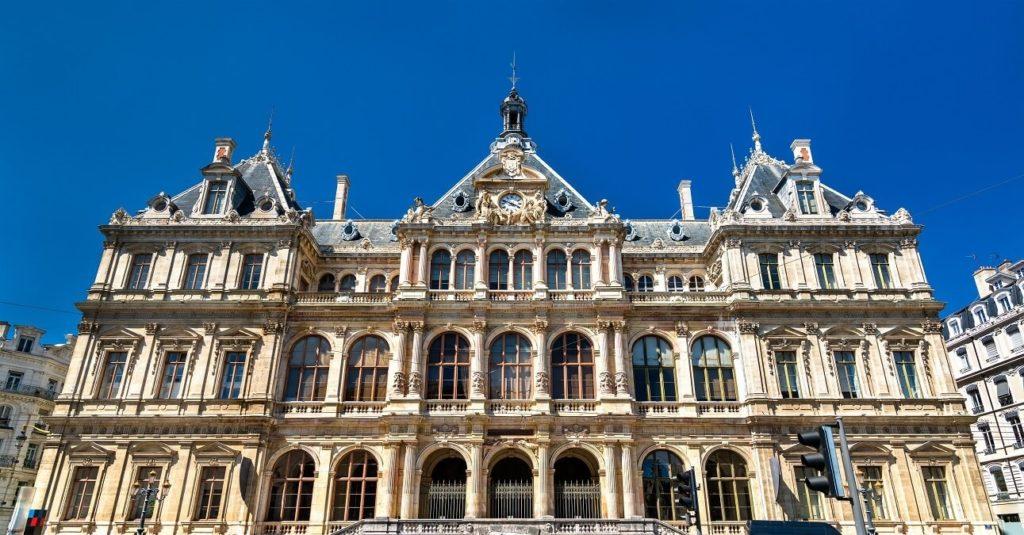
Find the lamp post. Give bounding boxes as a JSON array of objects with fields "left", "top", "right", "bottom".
[{"left": 132, "top": 471, "right": 162, "bottom": 535}]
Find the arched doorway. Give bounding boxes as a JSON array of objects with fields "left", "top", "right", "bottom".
[
  {"left": 488, "top": 455, "right": 533, "bottom": 518},
  {"left": 553, "top": 450, "right": 600, "bottom": 518},
  {"left": 420, "top": 450, "right": 467, "bottom": 519}
]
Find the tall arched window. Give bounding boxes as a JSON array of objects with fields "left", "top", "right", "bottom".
[
  {"left": 317, "top": 274, "right": 336, "bottom": 292},
  {"left": 691, "top": 336, "right": 736, "bottom": 402},
  {"left": 267, "top": 450, "right": 316, "bottom": 521},
  {"left": 489, "top": 333, "right": 533, "bottom": 399},
  {"left": 489, "top": 250, "right": 510, "bottom": 290},
  {"left": 331, "top": 450, "right": 378, "bottom": 521},
  {"left": 688, "top": 276, "right": 705, "bottom": 292},
  {"left": 547, "top": 250, "right": 567, "bottom": 290},
  {"left": 389, "top": 275, "right": 399, "bottom": 292},
  {"left": 430, "top": 250, "right": 451, "bottom": 290},
  {"left": 667, "top": 276, "right": 684, "bottom": 292},
  {"left": 454, "top": 250, "right": 476, "bottom": 290},
  {"left": 633, "top": 336, "right": 676, "bottom": 402},
  {"left": 368, "top": 275, "right": 387, "bottom": 293},
  {"left": 642, "top": 450, "right": 686, "bottom": 521},
  {"left": 285, "top": 336, "right": 331, "bottom": 401},
  {"left": 339, "top": 274, "right": 357, "bottom": 292},
  {"left": 344, "top": 336, "right": 390, "bottom": 402},
  {"left": 513, "top": 251, "right": 533, "bottom": 290},
  {"left": 637, "top": 275, "right": 655, "bottom": 292},
  {"left": 427, "top": 332, "right": 471, "bottom": 399},
  {"left": 705, "top": 451, "right": 751, "bottom": 521},
  {"left": 551, "top": 332, "right": 594, "bottom": 399},
  {"left": 624, "top": 274, "right": 636, "bottom": 292},
  {"left": 571, "top": 250, "right": 591, "bottom": 289}
]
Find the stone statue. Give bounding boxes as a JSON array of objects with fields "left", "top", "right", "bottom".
[{"left": 403, "top": 197, "right": 434, "bottom": 223}]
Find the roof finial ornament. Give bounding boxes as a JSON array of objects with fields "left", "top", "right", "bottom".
[
  {"left": 286, "top": 146, "right": 295, "bottom": 179},
  {"left": 748, "top": 106, "right": 762, "bottom": 153},
  {"left": 509, "top": 51, "right": 520, "bottom": 90},
  {"left": 262, "top": 107, "right": 275, "bottom": 153},
  {"left": 730, "top": 143, "right": 739, "bottom": 176}
]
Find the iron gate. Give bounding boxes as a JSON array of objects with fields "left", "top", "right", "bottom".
[
  {"left": 425, "top": 481, "right": 466, "bottom": 519},
  {"left": 554, "top": 481, "right": 600, "bottom": 518},
  {"left": 488, "top": 480, "right": 533, "bottom": 518}
]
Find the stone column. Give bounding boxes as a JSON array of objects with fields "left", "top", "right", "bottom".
[
  {"left": 408, "top": 323, "right": 424, "bottom": 399},
  {"left": 595, "top": 322, "right": 613, "bottom": 399},
  {"left": 535, "top": 440, "right": 553, "bottom": 517},
  {"left": 309, "top": 446, "right": 334, "bottom": 527},
  {"left": 386, "top": 321, "right": 408, "bottom": 402},
  {"left": 471, "top": 319, "right": 487, "bottom": 400},
  {"left": 533, "top": 319, "right": 550, "bottom": 401},
  {"left": 613, "top": 321, "right": 631, "bottom": 398},
  {"left": 416, "top": 240, "right": 430, "bottom": 287},
  {"left": 399, "top": 442, "right": 418, "bottom": 518},
  {"left": 608, "top": 241, "right": 621, "bottom": 285},
  {"left": 399, "top": 239, "right": 412, "bottom": 287},
  {"left": 674, "top": 323, "right": 695, "bottom": 400},
  {"left": 737, "top": 322, "right": 766, "bottom": 398},
  {"left": 845, "top": 242, "right": 865, "bottom": 289},
  {"left": 533, "top": 238, "right": 545, "bottom": 290},
  {"left": 323, "top": 330, "right": 348, "bottom": 405},
  {"left": 591, "top": 241, "right": 605, "bottom": 285},
  {"left": 603, "top": 442, "right": 621, "bottom": 518},
  {"left": 474, "top": 237, "right": 487, "bottom": 290},
  {"left": 465, "top": 442, "right": 484, "bottom": 518},
  {"left": 620, "top": 443, "right": 639, "bottom": 518},
  {"left": 376, "top": 443, "right": 400, "bottom": 518}
]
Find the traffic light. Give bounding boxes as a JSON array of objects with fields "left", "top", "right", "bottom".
[
  {"left": 673, "top": 468, "right": 698, "bottom": 510},
  {"left": 797, "top": 425, "right": 845, "bottom": 498}
]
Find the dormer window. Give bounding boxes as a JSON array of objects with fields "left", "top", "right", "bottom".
[
  {"left": 948, "top": 319, "right": 962, "bottom": 337},
  {"left": 15, "top": 337, "right": 33, "bottom": 353},
  {"left": 796, "top": 181, "right": 818, "bottom": 215},
  {"left": 203, "top": 181, "right": 229, "bottom": 214},
  {"left": 974, "top": 307, "right": 989, "bottom": 325},
  {"left": 996, "top": 293, "right": 1012, "bottom": 314}
]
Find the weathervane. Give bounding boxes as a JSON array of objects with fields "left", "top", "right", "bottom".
[{"left": 509, "top": 52, "right": 519, "bottom": 90}]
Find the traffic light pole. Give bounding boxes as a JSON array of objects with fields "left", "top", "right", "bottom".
[{"left": 835, "top": 417, "right": 874, "bottom": 535}]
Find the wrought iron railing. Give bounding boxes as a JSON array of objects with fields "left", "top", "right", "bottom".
[
  {"left": 0, "top": 384, "right": 57, "bottom": 401},
  {"left": 424, "top": 481, "right": 466, "bottom": 519},
  {"left": 488, "top": 480, "right": 533, "bottom": 518},
  {"left": 0, "top": 455, "right": 18, "bottom": 468},
  {"left": 554, "top": 480, "right": 600, "bottom": 518}
]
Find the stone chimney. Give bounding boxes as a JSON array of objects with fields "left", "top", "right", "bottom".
[
  {"left": 0, "top": 322, "right": 8, "bottom": 340},
  {"left": 790, "top": 139, "right": 813, "bottom": 164},
  {"left": 213, "top": 137, "right": 237, "bottom": 164},
  {"left": 333, "top": 174, "right": 350, "bottom": 220},
  {"left": 974, "top": 266, "right": 996, "bottom": 298},
  {"left": 677, "top": 180, "right": 695, "bottom": 220}
]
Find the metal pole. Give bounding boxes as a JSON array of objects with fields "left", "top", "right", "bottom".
[{"left": 835, "top": 417, "right": 873, "bottom": 535}]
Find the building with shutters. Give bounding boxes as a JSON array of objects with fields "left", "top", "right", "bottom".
[
  {"left": 31, "top": 85, "right": 995, "bottom": 535},
  {"left": 942, "top": 260, "right": 1024, "bottom": 532}
]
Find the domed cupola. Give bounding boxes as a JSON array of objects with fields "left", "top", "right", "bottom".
[{"left": 500, "top": 87, "right": 528, "bottom": 137}]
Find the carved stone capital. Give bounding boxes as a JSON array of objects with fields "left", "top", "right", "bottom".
[{"left": 737, "top": 321, "right": 759, "bottom": 334}]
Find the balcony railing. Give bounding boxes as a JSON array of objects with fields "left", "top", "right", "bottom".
[
  {"left": 424, "top": 400, "right": 470, "bottom": 414},
  {"left": 549, "top": 291, "right": 594, "bottom": 301},
  {"left": 0, "top": 455, "right": 18, "bottom": 468},
  {"left": 629, "top": 291, "right": 728, "bottom": 304},
  {"left": 488, "top": 290, "right": 533, "bottom": 301},
  {"left": 427, "top": 291, "right": 474, "bottom": 302},
  {"left": 294, "top": 292, "right": 393, "bottom": 304},
  {"left": 0, "top": 384, "right": 57, "bottom": 401},
  {"left": 328, "top": 518, "right": 691, "bottom": 535}
]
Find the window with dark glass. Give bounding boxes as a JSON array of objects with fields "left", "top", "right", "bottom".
[
  {"left": 796, "top": 181, "right": 818, "bottom": 215},
  {"left": 759, "top": 253, "right": 781, "bottom": 290},
  {"left": 23, "top": 443, "right": 37, "bottom": 469},
  {"left": 923, "top": 466, "right": 952, "bottom": 520},
  {"left": 127, "top": 466, "right": 162, "bottom": 520},
  {"left": 637, "top": 275, "right": 655, "bottom": 292},
  {"left": 814, "top": 253, "right": 837, "bottom": 289},
  {"left": 667, "top": 276, "right": 684, "bottom": 292},
  {"left": 193, "top": 466, "right": 226, "bottom": 520},
  {"left": 547, "top": 250, "right": 567, "bottom": 290},
  {"left": 512, "top": 250, "right": 533, "bottom": 290},
  {"left": 1008, "top": 414, "right": 1024, "bottom": 446},
  {"left": 127, "top": 253, "right": 153, "bottom": 290},
  {"left": 688, "top": 276, "right": 705, "bottom": 292},
  {"left": 835, "top": 351, "right": 859, "bottom": 398},
  {"left": 983, "top": 338, "right": 999, "bottom": 360},
  {"left": 489, "top": 333, "right": 532, "bottom": 399},
  {"left": 15, "top": 337, "right": 33, "bottom": 353},
  {"left": 317, "top": 274, "right": 336, "bottom": 292},
  {"left": 219, "top": 352, "right": 246, "bottom": 399},
  {"left": 632, "top": 336, "right": 676, "bottom": 402},
  {"left": 63, "top": 466, "right": 99, "bottom": 520},
  {"left": 331, "top": 450, "right": 378, "bottom": 521},
  {"left": 389, "top": 276, "right": 399, "bottom": 292},
  {"left": 624, "top": 274, "right": 635, "bottom": 292},
  {"left": 203, "top": 181, "right": 229, "bottom": 214},
  {"left": 776, "top": 351, "right": 800, "bottom": 399},
  {"left": 285, "top": 336, "right": 331, "bottom": 402},
  {"left": 454, "top": 250, "right": 476, "bottom": 290},
  {"left": 996, "top": 376, "right": 1014, "bottom": 406},
  {"left": 239, "top": 254, "right": 263, "bottom": 290},
  {"left": 266, "top": 451, "right": 316, "bottom": 522},
  {"left": 705, "top": 451, "right": 751, "bottom": 521},
  {"left": 967, "top": 387, "right": 984, "bottom": 412},
  {"left": 991, "top": 467, "right": 1009, "bottom": 494},
  {"left": 641, "top": 450, "right": 686, "bottom": 521},
  {"left": 5, "top": 372, "right": 22, "bottom": 390},
  {"left": 975, "top": 307, "right": 989, "bottom": 324},
  {"left": 692, "top": 336, "right": 736, "bottom": 402},
  {"left": 794, "top": 466, "right": 824, "bottom": 520},
  {"left": 550, "top": 332, "right": 594, "bottom": 399},
  {"left": 0, "top": 406, "right": 12, "bottom": 427},
  {"left": 570, "top": 250, "right": 591, "bottom": 289},
  {"left": 158, "top": 352, "right": 187, "bottom": 399},
  {"left": 857, "top": 466, "right": 887, "bottom": 519},
  {"left": 981, "top": 424, "right": 996, "bottom": 452},
  {"left": 1008, "top": 326, "right": 1024, "bottom": 349},
  {"left": 344, "top": 336, "right": 389, "bottom": 402},
  {"left": 430, "top": 250, "right": 451, "bottom": 290},
  {"left": 98, "top": 351, "right": 127, "bottom": 399},
  {"left": 870, "top": 253, "right": 892, "bottom": 289},
  {"left": 894, "top": 351, "right": 920, "bottom": 399},
  {"left": 184, "top": 254, "right": 209, "bottom": 290},
  {"left": 426, "top": 332, "right": 470, "bottom": 400},
  {"left": 339, "top": 274, "right": 357, "bottom": 292},
  {"left": 368, "top": 275, "right": 387, "bottom": 293},
  {"left": 489, "top": 250, "right": 510, "bottom": 290}
]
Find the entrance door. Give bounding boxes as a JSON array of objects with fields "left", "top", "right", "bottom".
[
  {"left": 553, "top": 455, "right": 600, "bottom": 518},
  {"left": 488, "top": 457, "right": 533, "bottom": 518},
  {"left": 422, "top": 456, "right": 467, "bottom": 519}
]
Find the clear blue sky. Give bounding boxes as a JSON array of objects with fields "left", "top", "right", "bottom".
[{"left": 2, "top": 2, "right": 1022, "bottom": 343}]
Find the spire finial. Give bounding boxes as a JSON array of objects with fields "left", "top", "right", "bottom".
[
  {"left": 730, "top": 143, "right": 739, "bottom": 176},
  {"left": 509, "top": 52, "right": 519, "bottom": 90},
  {"left": 286, "top": 146, "right": 295, "bottom": 175},
  {"left": 262, "top": 107, "right": 275, "bottom": 153},
  {"left": 748, "top": 106, "right": 762, "bottom": 153}
]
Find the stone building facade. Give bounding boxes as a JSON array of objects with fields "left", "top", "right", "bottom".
[
  {"left": 942, "top": 260, "right": 1024, "bottom": 532},
  {"left": 0, "top": 322, "right": 71, "bottom": 528},
  {"left": 33, "top": 88, "right": 995, "bottom": 535}
]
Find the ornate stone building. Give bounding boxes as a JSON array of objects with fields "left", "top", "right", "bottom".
[
  {"left": 33, "top": 87, "right": 995, "bottom": 535},
  {"left": 942, "top": 261, "right": 1024, "bottom": 533}
]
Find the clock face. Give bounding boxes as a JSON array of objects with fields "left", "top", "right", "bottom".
[{"left": 499, "top": 193, "right": 524, "bottom": 211}]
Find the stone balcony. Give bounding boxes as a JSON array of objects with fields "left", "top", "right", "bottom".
[{"left": 317, "top": 518, "right": 698, "bottom": 535}]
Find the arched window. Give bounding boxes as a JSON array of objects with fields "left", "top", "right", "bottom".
[
  {"left": 705, "top": 451, "right": 751, "bottom": 521},
  {"left": 339, "top": 274, "right": 357, "bottom": 292},
  {"left": 344, "top": 336, "right": 390, "bottom": 402},
  {"left": 624, "top": 274, "right": 635, "bottom": 292},
  {"left": 489, "top": 333, "right": 533, "bottom": 399},
  {"left": 454, "top": 250, "right": 476, "bottom": 290},
  {"left": 368, "top": 275, "right": 387, "bottom": 293},
  {"left": 667, "top": 276, "right": 684, "bottom": 292},
  {"left": 691, "top": 336, "right": 736, "bottom": 402},
  {"left": 570, "top": 250, "right": 591, "bottom": 289},
  {"left": 637, "top": 275, "right": 655, "bottom": 292},
  {"left": 688, "top": 276, "right": 705, "bottom": 292},
  {"left": 331, "top": 450, "right": 378, "bottom": 521},
  {"left": 547, "top": 250, "right": 567, "bottom": 290},
  {"left": 427, "top": 332, "right": 471, "bottom": 399},
  {"left": 389, "top": 276, "right": 399, "bottom": 292},
  {"left": 632, "top": 336, "right": 676, "bottom": 402},
  {"left": 513, "top": 251, "right": 533, "bottom": 290},
  {"left": 317, "top": 274, "right": 336, "bottom": 292},
  {"left": 489, "top": 250, "right": 510, "bottom": 290},
  {"left": 991, "top": 466, "right": 1009, "bottom": 494},
  {"left": 267, "top": 451, "right": 316, "bottom": 521},
  {"left": 430, "top": 250, "right": 451, "bottom": 290},
  {"left": 642, "top": 450, "right": 686, "bottom": 521},
  {"left": 551, "top": 332, "right": 594, "bottom": 399},
  {"left": 285, "top": 336, "right": 331, "bottom": 401}
]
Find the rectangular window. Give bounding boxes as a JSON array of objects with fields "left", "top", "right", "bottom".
[
  {"left": 981, "top": 424, "right": 996, "bottom": 453},
  {"left": 158, "top": 352, "right": 187, "bottom": 399},
  {"left": 870, "top": 254, "right": 892, "bottom": 289},
  {"left": 127, "top": 253, "right": 153, "bottom": 290},
  {"left": 835, "top": 351, "right": 859, "bottom": 398},
  {"left": 47, "top": 379, "right": 59, "bottom": 394},
  {"left": 203, "top": 181, "right": 228, "bottom": 214},
  {"left": 1008, "top": 415, "right": 1024, "bottom": 446},
  {"left": 998, "top": 295, "right": 1012, "bottom": 313},
  {"left": 64, "top": 466, "right": 99, "bottom": 520},
  {"left": 5, "top": 372, "right": 23, "bottom": 390},
  {"left": 23, "top": 443, "right": 37, "bottom": 469},
  {"left": 1009, "top": 326, "right": 1024, "bottom": 349},
  {"left": 975, "top": 308, "right": 988, "bottom": 325},
  {"left": 923, "top": 466, "right": 952, "bottom": 520},
  {"left": 967, "top": 387, "right": 984, "bottom": 413},
  {"left": 996, "top": 376, "right": 1014, "bottom": 406},
  {"left": 776, "top": 351, "right": 800, "bottom": 399},
  {"left": 193, "top": 466, "right": 226, "bottom": 520},
  {"left": 98, "top": 351, "right": 128, "bottom": 399},
  {"left": 956, "top": 348, "right": 970, "bottom": 371},
  {"left": 239, "top": 254, "right": 263, "bottom": 290},
  {"left": 796, "top": 181, "right": 819, "bottom": 214},
  {"left": 219, "top": 352, "right": 247, "bottom": 399},
  {"left": 813, "top": 253, "right": 837, "bottom": 289},
  {"left": 15, "top": 337, "right": 33, "bottom": 353},
  {"left": 983, "top": 338, "right": 1000, "bottom": 360},
  {"left": 127, "top": 467, "right": 162, "bottom": 520},
  {"left": 759, "top": 253, "right": 782, "bottom": 290},
  {"left": 894, "top": 351, "right": 920, "bottom": 399},
  {"left": 857, "top": 466, "right": 887, "bottom": 519},
  {"left": 184, "top": 254, "right": 209, "bottom": 290},
  {"left": 794, "top": 466, "right": 824, "bottom": 520},
  {"left": 948, "top": 321, "right": 962, "bottom": 337}
]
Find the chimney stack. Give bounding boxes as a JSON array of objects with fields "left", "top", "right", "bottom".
[
  {"left": 333, "top": 174, "right": 350, "bottom": 220},
  {"left": 213, "top": 137, "right": 237, "bottom": 164},
  {"left": 677, "top": 180, "right": 695, "bottom": 220},
  {"left": 790, "top": 139, "right": 813, "bottom": 164},
  {"left": 973, "top": 266, "right": 996, "bottom": 298}
]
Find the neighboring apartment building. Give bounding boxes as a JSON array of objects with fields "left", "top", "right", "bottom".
[
  {"left": 0, "top": 322, "right": 72, "bottom": 528},
  {"left": 943, "top": 260, "right": 1024, "bottom": 533},
  {"left": 30, "top": 86, "right": 995, "bottom": 535}
]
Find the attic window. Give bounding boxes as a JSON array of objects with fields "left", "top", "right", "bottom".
[
  {"left": 259, "top": 199, "right": 274, "bottom": 212},
  {"left": 152, "top": 199, "right": 167, "bottom": 212},
  {"left": 451, "top": 190, "right": 470, "bottom": 213},
  {"left": 552, "top": 188, "right": 573, "bottom": 213},
  {"left": 855, "top": 200, "right": 869, "bottom": 212},
  {"left": 667, "top": 220, "right": 686, "bottom": 242},
  {"left": 749, "top": 198, "right": 764, "bottom": 212},
  {"left": 796, "top": 181, "right": 818, "bottom": 215},
  {"left": 203, "top": 181, "right": 228, "bottom": 214}
]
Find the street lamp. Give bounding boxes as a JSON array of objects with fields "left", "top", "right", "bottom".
[{"left": 131, "top": 470, "right": 162, "bottom": 535}]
